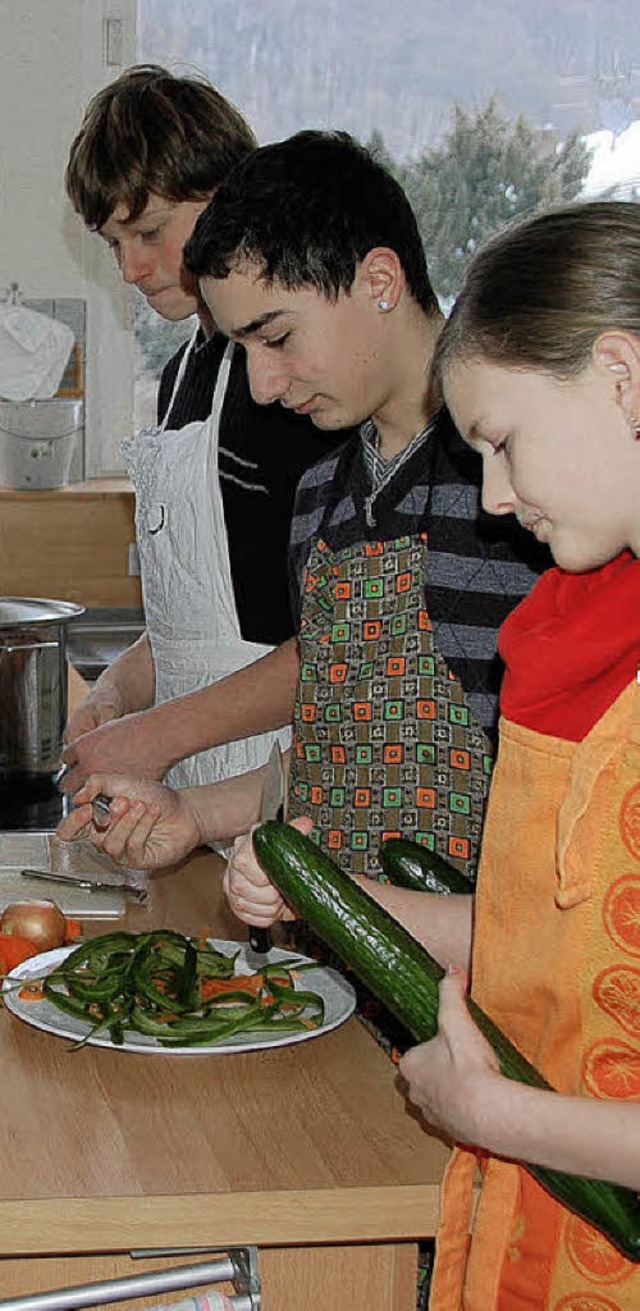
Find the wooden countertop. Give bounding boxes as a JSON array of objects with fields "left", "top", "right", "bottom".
[
  {"left": 0, "top": 847, "right": 450, "bottom": 1259},
  {"left": 0, "top": 477, "right": 134, "bottom": 500}
]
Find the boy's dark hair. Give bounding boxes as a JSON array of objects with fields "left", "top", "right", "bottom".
[
  {"left": 184, "top": 130, "right": 439, "bottom": 316},
  {"left": 66, "top": 64, "right": 256, "bottom": 230}
]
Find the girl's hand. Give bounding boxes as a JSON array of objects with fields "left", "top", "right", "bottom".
[
  {"left": 223, "top": 816, "right": 312, "bottom": 927},
  {"left": 399, "top": 966, "right": 504, "bottom": 1145}
]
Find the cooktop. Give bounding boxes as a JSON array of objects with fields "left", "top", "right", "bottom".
[{"left": 0, "top": 777, "right": 67, "bottom": 832}]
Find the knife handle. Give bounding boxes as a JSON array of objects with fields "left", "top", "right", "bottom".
[
  {"left": 92, "top": 793, "right": 112, "bottom": 830},
  {"left": 248, "top": 925, "right": 272, "bottom": 954}
]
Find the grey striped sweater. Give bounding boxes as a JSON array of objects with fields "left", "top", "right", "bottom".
[{"left": 288, "top": 409, "right": 549, "bottom": 743}]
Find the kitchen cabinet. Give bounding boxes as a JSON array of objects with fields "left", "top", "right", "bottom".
[
  {"left": 0, "top": 479, "right": 141, "bottom": 608},
  {"left": 0, "top": 848, "right": 450, "bottom": 1310}
]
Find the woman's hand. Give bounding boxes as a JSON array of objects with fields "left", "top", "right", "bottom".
[
  {"left": 57, "top": 774, "right": 202, "bottom": 870},
  {"left": 223, "top": 816, "right": 313, "bottom": 927},
  {"left": 399, "top": 966, "right": 504, "bottom": 1145}
]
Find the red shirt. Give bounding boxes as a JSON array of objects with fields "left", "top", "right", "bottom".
[{"left": 499, "top": 551, "right": 640, "bottom": 740}]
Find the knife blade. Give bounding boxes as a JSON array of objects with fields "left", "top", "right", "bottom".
[
  {"left": 249, "top": 742, "right": 285, "bottom": 956},
  {"left": 20, "top": 868, "right": 147, "bottom": 902}
]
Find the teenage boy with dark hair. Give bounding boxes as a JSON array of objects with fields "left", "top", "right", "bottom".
[
  {"left": 62, "top": 69, "right": 345, "bottom": 798},
  {"left": 61, "top": 130, "right": 546, "bottom": 879}
]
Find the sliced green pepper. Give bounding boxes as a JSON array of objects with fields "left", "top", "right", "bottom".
[{"left": 38, "top": 929, "right": 325, "bottom": 1051}]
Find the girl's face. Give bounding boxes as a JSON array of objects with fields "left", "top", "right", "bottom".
[{"left": 444, "top": 356, "right": 640, "bottom": 571}]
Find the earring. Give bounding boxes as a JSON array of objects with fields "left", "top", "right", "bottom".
[{"left": 378, "top": 299, "right": 391, "bottom": 312}]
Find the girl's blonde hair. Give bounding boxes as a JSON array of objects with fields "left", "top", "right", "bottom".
[{"left": 436, "top": 200, "right": 640, "bottom": 381}]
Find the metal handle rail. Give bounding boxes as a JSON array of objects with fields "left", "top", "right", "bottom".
[
  {"left": 0, "top": 1247, "right": 261, "bottom": 1311},
  {"left": 0, "top": 642, "right": 60, "bottom": 654}
]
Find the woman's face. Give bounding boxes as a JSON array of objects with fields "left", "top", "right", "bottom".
[{"left": 444, "top": 356, "right": 640, "bottom": 571}]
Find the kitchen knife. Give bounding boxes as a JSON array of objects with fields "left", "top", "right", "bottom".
[
  {"left": 250, "top": 741, "right": 285, "bottom": 956},
  {"left": 92, "top": 793, "right": 112, "bottom": 830},
  {"left": 20, "top": 867, "right": 147, "bottom": 902}
]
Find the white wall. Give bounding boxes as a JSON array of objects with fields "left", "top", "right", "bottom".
[{"left": 0, "top": 0, "right": 137, "bottom": 475}]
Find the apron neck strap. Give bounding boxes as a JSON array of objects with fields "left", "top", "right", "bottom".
[
  {"left": 210, "top": 339, "right": 235, "bottom": 416},
  {"left": 159, "top": 324, "right": 201, "bottom": 433}
]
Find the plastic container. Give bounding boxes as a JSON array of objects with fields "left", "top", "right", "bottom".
[{"left": 0, "top": 398, "right": 83, "bottom": 489}]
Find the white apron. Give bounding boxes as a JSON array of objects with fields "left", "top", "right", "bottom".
[{"left": 121, "top": 331, "right": 291, "bottom": 791}]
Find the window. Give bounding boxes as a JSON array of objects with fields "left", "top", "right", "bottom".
[{"left": 134, "top": 0, "right": 640, "bottom": 418}]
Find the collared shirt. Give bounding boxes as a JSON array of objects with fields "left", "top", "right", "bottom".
[{"left": 360, "top": 417, "right": 436, "bottom": 527}]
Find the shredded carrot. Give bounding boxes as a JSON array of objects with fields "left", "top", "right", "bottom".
[
  {"left": 0, "top": 937, "right": 40, "bottom": 975},
  {"left": 200, "top": 973, "right": 263, "bottom": 1002},
  {"left": 18, "top": 983, "right": 45, "bottom": 1002}
]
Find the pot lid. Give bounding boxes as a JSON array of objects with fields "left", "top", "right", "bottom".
[{"left": 0, "top": 597, "right": 85, "bottom": 628}]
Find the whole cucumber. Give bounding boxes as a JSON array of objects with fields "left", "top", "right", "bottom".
[{"left": 380, "top": 837, "right": 473, "bottom": 894}]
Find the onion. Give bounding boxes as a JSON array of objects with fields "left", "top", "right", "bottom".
[{"left": 1, "top": 899, "right": 67, "bottom": 952}]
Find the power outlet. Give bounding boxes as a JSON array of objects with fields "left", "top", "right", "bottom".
[
  {"left": 103, "top": 17, "right": 124, "bottom": 67},
  {"left": 127, "top": 543, "right": 141, "bottom": 577}
]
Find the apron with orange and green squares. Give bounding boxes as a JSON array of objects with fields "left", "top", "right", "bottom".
[{"left": 287, "top": 532, "right": 493, "bottom": 879}]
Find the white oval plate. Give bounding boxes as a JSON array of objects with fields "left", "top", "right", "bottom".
[{"left": 2, "top": 939, "right": 355, "bottom": 1055}]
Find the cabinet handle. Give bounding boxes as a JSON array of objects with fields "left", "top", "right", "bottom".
[
  {"left": 0, "top": 641, "right": 60, "bottom": 654},
  {"left": 0, "top": 1255, "right": 258, "bottom": 1311}
]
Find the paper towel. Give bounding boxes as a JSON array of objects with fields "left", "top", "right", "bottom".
[{"left": 0, "top": 305, "right": 74, "bottom": 401}]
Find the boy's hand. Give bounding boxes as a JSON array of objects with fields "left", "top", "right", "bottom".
[
  {"left": 57, "top": 774, "right": 202, "bottom": 870},
  {"left": 223, "top": 816, "right": 313, "bottom": 927},
  {"left": 399, "top": 966, "right": 503, "bottom": 1144},
  {"left": 60, "top": 713, "right": 168, "bottom": 793},
  {"left": 64, "top": 686, "right": 126, "bottom": 743}
]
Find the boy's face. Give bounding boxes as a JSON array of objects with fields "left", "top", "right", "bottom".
[
  {"left": 100, "top": 194, "right": 211, "bottom": 321},
  {"left": 200, "top": 261, "right": 395, "bottom": 430}
]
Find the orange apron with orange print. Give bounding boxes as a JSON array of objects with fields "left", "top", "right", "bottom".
[{"left": 429, "top": 678, "right": 640, "bottom": 1311}]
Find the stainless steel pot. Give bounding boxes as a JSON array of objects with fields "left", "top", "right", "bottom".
[{"left": 0, "top": 597, "right": 85, "bottom": 780}]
